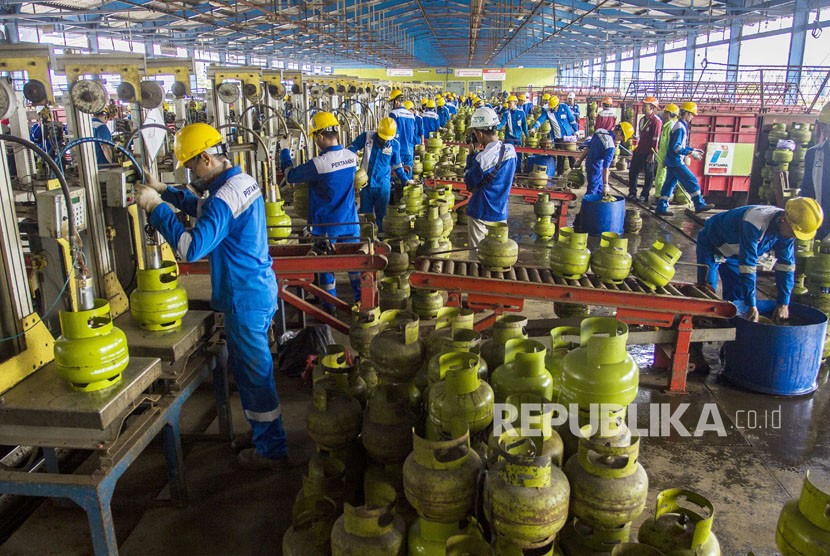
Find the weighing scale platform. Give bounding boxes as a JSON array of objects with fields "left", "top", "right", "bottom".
[{"left": 113, "top": 310, "right": 215, "bottom": 363}]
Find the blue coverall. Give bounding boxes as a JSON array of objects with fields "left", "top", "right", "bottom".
[
  {"left": 497, "top": 108, "right": 529, "bottom": 168},
  {"left": 583, "top": 129, "right": 617, "bottom": 196},
  {"left": 281, "top": 145, "right": 362, "bottom": 301},
  {"left": 437, "top": 105, "right": 451, "bottom": 127},
  {"left": 465, "top": 140, "right": 518, "bottom": 223},
  {"left": 657, "top": 119, "right": 710, "bottom": 213},
  {"left": 522, "top": 101, "right": 534, "bottom": 117},
  {"left": 91, "top": 117, "right": 112, "bottom": 166},
  {"left": 696, "top": 205, "right": 795, "bottom": 308},
  {"left": 567, "top": 102, "right": 581, "bottom": 129},
  {"left": 389, "top": 107, "right": 416, "bottom": 179},
  {"left": 150, "top": 166, "right": 285, "bottom": 459},
  {"left": 422, "top": 111, "right": 441, "bottom": 139},
  {"left": 530, "top": 108, "right": 563, "bottom": 141},
  {"left": 801, "top": 140, "right": 830, "bottom": 240},
  {"left": 446, "top": 103, "right": 458, "bottom": 115},
  {"left": 347, "top": 131, "right": 408, "bottom": 233},
  {"left": 413, "top": 113, "right": 424, "bottom": 146}
]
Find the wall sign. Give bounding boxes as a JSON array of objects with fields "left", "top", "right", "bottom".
[{"left": 454, "top": 69, "right": 482, "bottom": 77}]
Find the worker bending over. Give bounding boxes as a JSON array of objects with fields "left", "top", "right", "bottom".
[
  {"left": 348, "top": 117, "right": 409, "bottom": 233},
  {"left": 696, "top": 198, "right": 822, "bottom": 322},
  {"left": 628, "top": 96, "right": 662, "bottom": 202},
  {"left": 497, "top": 95, "right": 529, "bottom": 168},
  {"left": 388, "top": 89, "right": 416, "bottom": 179},
  {"left": 280, "top": 112, "right": 362, "bottom": 306},
  {"left": 575, "top": 122, "right": 633, "bottom": 196},
  {"left": 801, "top": 102, "right": 830, "bottom": 240},
  {"left": 135, "top": 123, "right": 291, "bottom": 471},
  {"left": 464, "top": 107, "right": 518, "bottom": 251}
]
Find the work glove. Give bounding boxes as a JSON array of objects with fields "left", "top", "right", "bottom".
[
  {"left": 690, "top": 149, "right": 704, "bottom": 161},
  {"left": 136, "top": 184, "right": 163, "bottom": 214},
  {"left": 142, "top": 167, "right": 167, "bottom": 193},
  {"left": 405, "top": 180, "right": 418, "bottom": 186}
]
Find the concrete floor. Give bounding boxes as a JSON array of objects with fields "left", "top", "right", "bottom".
[{"left": 1, "top": 176, "right": 827, "bottom": 556}]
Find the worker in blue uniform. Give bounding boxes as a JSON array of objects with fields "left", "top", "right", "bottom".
[
  {"left": 406, "top": 100, "right": 423, "bottom": 146},
  {"left": 388, "top": 89, "right": 415, "bottom": 179},
  {"left": 801, "top": 102, "right": 830, "bottom": 240},
  {"left": 421, "top": 99, "right": 441, "bottom": 139},
  {"left": 436, "top": 96, "right": 451, "bottom": 127},
  {"left": 519, "top": 93, "right": 534, "bottom": 116},
  {"left": 655, "top": 101, "right": 715, "bottom": 216},
  {"left": 348, "top": 117, "right": 409, "bottom": 233},
  {"left": 497, "top": 94, "right": 529, "bottom": 170},
  {"left": 574, "top": 122, "right": 633, "bottom": 196},
  {"left": 696, "top": 198, "right": 822, "bottom": 322},
  {"left": 445, "top": 93, "right": 458, "bottom": 115},
  {"left": 566, "top": 92, "right": 581, "bottom": 130},
  {"left": 91, "top": 108, "right": 114, "bottom": 166},
  {"left": 464, "top": 106, "right": 518, "bottom": 251},
  {"left": 135, "top": 123, "right": 292, "bottom": 471},
  {"left": 280, "top": 112, "right": 362, "bottom": 306}
]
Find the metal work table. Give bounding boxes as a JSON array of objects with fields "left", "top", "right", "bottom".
[{"left": 114, "top": 310, "right": 215, "bottom": 364}]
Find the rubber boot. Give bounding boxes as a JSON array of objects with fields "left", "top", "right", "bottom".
[{"left": 655, "top": 197, "right": 674, "bottom": 216}]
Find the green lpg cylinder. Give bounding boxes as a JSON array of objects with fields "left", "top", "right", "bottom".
[
  {"left": 535, "top": 215, "right": 556, "bottom": 241},
  {"left": 558, "top": 518, "right": 632, "bottom": 555},
  {"left": 776, "top": 472, "right": 830, "bottom": 555},
  {"left": 306, "top": 376, "right": 363, "bottom": 452},
  {"left": 489, "top": 397, "right": 565, "bottom": 468},
  {"left": 637, "top": 489, "right": 721, "bottom": 556},
  {"left": 480, "top": 314, "right": 528, "bottom": 370},
  {"left": 793, "top": 239, "right": 814, "bottom": 301},
  {"left": 350, "top": 306, "right": 382, "bottom": 359},
  {"left": 405, "top": 184, "right": 427, "bottom": 215},
  {"left": 403, "top": 424, "right": 483, "bottom": 522},
  {"left": 478, "top": 222, "right": 519, "bottom": 271},
  {"left": 412, "top": 289, "right": 446, "bottom": 319},
  {"left": 591, "top": 232, "right": 633, "bottom": 285},
  {"left": 624, "top": 209, "right": 643, "bottom": 234},
  {"left": 426, "top": 352, "right": 494, "bottom": 440},
  {"left": 415, "top": 204, "right": 445, "bottom": 241},
  {"left": 331, "top": 482, "right": 407, "bottom": 556},
  {"left": 384, "top": 205, "right": 414, "bottom": 239},
  {"left": 529, "top": 165, "right": 550, "bottom": 188},
  {"left": 551, "top": 227, "right": 591, "bottom": 279},
  {"left": 265, "top": 199, "right": 292, "bottom": 245},
  {"left": 490, "top": 339, "right": 553, "bottom": 403},
  {"left": 424, "top": 307, "right": 476, "bottom": 360},
  {"left": 422, "top": 328, "right": 488, "bottom": 401},
  {"left": 484, "top": 437, "right": 570, "bottom": 549},
  {"left": 632, "top": 240, "right": 682, "bottom": 290},
  {"left": 129, "top": 261, "right": 189, "bottom": 331},
  {"left": 564, "top": 432, "right": 649, "bottom": 528},
  {"left": 282, "top": 495, "right": 339, "bottom": 556},
  {"left": 379, "top": 276, "right": 410, "bottom": 312},
  {"left": 545, "top": 326, "right": 581, "bottom": 401},
  {"left": 385, "top": 240, "right": 411, "bottom": 276},
  {"left": 291, "top": 183, "right": 309, "bottom": 219},
  {"left": 408, "top": 517, "right": 484, "bottom": 556},
  {"left": 314, "top": 344, "right": 367, "bottom": 405},
  {"left": 54, "top": 299, "right": 129, "bottom": 392},
  {"left": 369, "top": 310, "right": 425, "bottom": 383},
  {"left": 362, "top": 383, "right": 417, "bottom": 465},
  {"left": 435, "top": 198, "right": 454, "bottom": 239},
  {"left": 446, "top": 534, "right": 495, "bottom": 555},
  {"left": 535, "top": 192, "right": 557, "bottom": 218},
  {"left": 295, "top": 452, "right": 347, "bottom": 512}
]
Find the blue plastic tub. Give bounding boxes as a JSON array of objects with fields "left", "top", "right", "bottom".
[
  {"left": 526, "top": 155, "right": 556, "bottom": 176},
  {"left": 578, "top": 194, "right": 625, "bottom": 236},
  {"left": 723, "top": 300, "right": 828, "bottom": 396}
]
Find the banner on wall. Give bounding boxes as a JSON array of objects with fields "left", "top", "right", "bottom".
[
  {"left": 483, "top": 69, "right": 506, "bottom": 81},
  {"left": 455, "top": 68, "right": 482, "bottom": 77},
  {"left": 387, "top": 68, "right": 414, "bottom": 77},
  {"left": 435, "top": 68, "right": 452, "bottom": 75}
]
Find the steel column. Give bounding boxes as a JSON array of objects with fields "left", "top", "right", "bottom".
[
  {"left": 632, "top": 46, "right": 641, "bottom": 80},
  {"left": 684, "top": 30, "right": 697, "bottom": 85},
  {"left": 726, "top": 20, "right": 742, "bottom": 84},
  {"left": 613, "top": 51, "right": 622, "bottom": 90},
  {"left": 786, "top": 0, "right": 809, "bottom": 104}
]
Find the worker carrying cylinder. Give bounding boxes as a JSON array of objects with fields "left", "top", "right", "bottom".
[
  {"left": 464, "top": 106, "right": 518, "bottom": 251},
  {"left": 497, "top": 95, "right": 529, "bottom": 168},
  {"left": 801, "top": 101, "right": 830, "bottom": 240},
  {"left": 388, "top": 89, "right": 416, "bottom": 179},
  {"left": 574, "top": 122, "right": 633, "bottom": 196},
  {"left": 594, "top": 97, "right": 617, "bottom": 132},
  {"left": 655, "top": 101, "right": 714, "bottom": 216},
  {"left": 134, "top": 123, "right": 294, "bottom": 471},
  {"left": 627, "top": 96, "right": 663, "bottom": 202},
  {"left": 421, "top": 99, "right": 441, "bottom": 138},
  {"left": 280, "top": 111, "right": 363, "bottom": 307},
  {"left": 347, "top": 117, "right": 411, "bottom": 233},
  {"left": 654, "top": 103, "right": 680, "bottom": 194},
  {"left": 696, "top": 198, "right": 823, "bottom": 322}
]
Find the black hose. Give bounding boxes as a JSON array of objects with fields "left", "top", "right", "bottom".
[
  {"left": 0, "top": 134, "right": 80, "bottom": 259},
  {"left": 55, "top": 137, "right": 145, "bottom": 181}
]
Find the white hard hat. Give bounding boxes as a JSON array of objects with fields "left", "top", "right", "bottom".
[
  {"left": 567, "top": 92, "right": 575, "bottom": 99},
  {"left": 469, "top": 106, "right": 500, "bottom": 129}
]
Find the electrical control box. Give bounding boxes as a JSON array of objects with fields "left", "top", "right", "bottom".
[
  {"left": 100, "top": 167, "right": 138, "bottom": 208},
  {"left": 36, "top": 187, "right": 86, "bottom": 239}
]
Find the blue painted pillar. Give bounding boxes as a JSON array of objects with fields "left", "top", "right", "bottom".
[
  {"left": 88, "top": 32, "right": 99, "bottom": 53},
  {"left": 786, "top": 0, "right": 809, "bottom": 104}
]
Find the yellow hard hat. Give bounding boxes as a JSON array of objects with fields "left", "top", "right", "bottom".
[
  {"left": 664, "top": 103, "right": 680, "bottom": 116},
  {"left": 436, "top": 97, "right": 445, "bottom": 106},
  {"left": 785, "top": 197, "right": 824, "bottom": 240},
  {"left": 542, "top": 93, "right": 551, "bottom": 100},
  {"left": 389, "top": 89, "right": 403, "bottom": 101},
  {"left": 503, "top": 102, "right": 509, "bottom": 108},
  {"left": 174, "top": 123, "right": 224, "bottom": 169},
  {"left": 680, "top": 101, "right": 698, "bottom": 115},
  {"left": 548, "top": 95, "right": 559, "bottom": 108},
  {"left": 518, "top": 93, "right": 526, "bottom": 101},
  {"left": 421, "top": 97, "right": 428, "bottom": 106},
  {"left": 507, "top": 95, "right": 518, "bottom": 103},
  {"left": 310, "top": 111, "right": 340, "bottom": 135},
  {"left": 616, "top": 121, "right": 634, "bottom": 142},
  {"left": 426, "top": 99, "right": 436, "bottom": 109},
  {"left": 377, "top": 117, "right": 397, "bottom": 141},
  {"left": 642, "top": 95, "right": 659, "bottom": 107},
  {"left": 819, "top": 101, "right": 830, "bottom": 125},
  {"left": 404, "top": 100, "right": 415, "bottom": 110}
]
